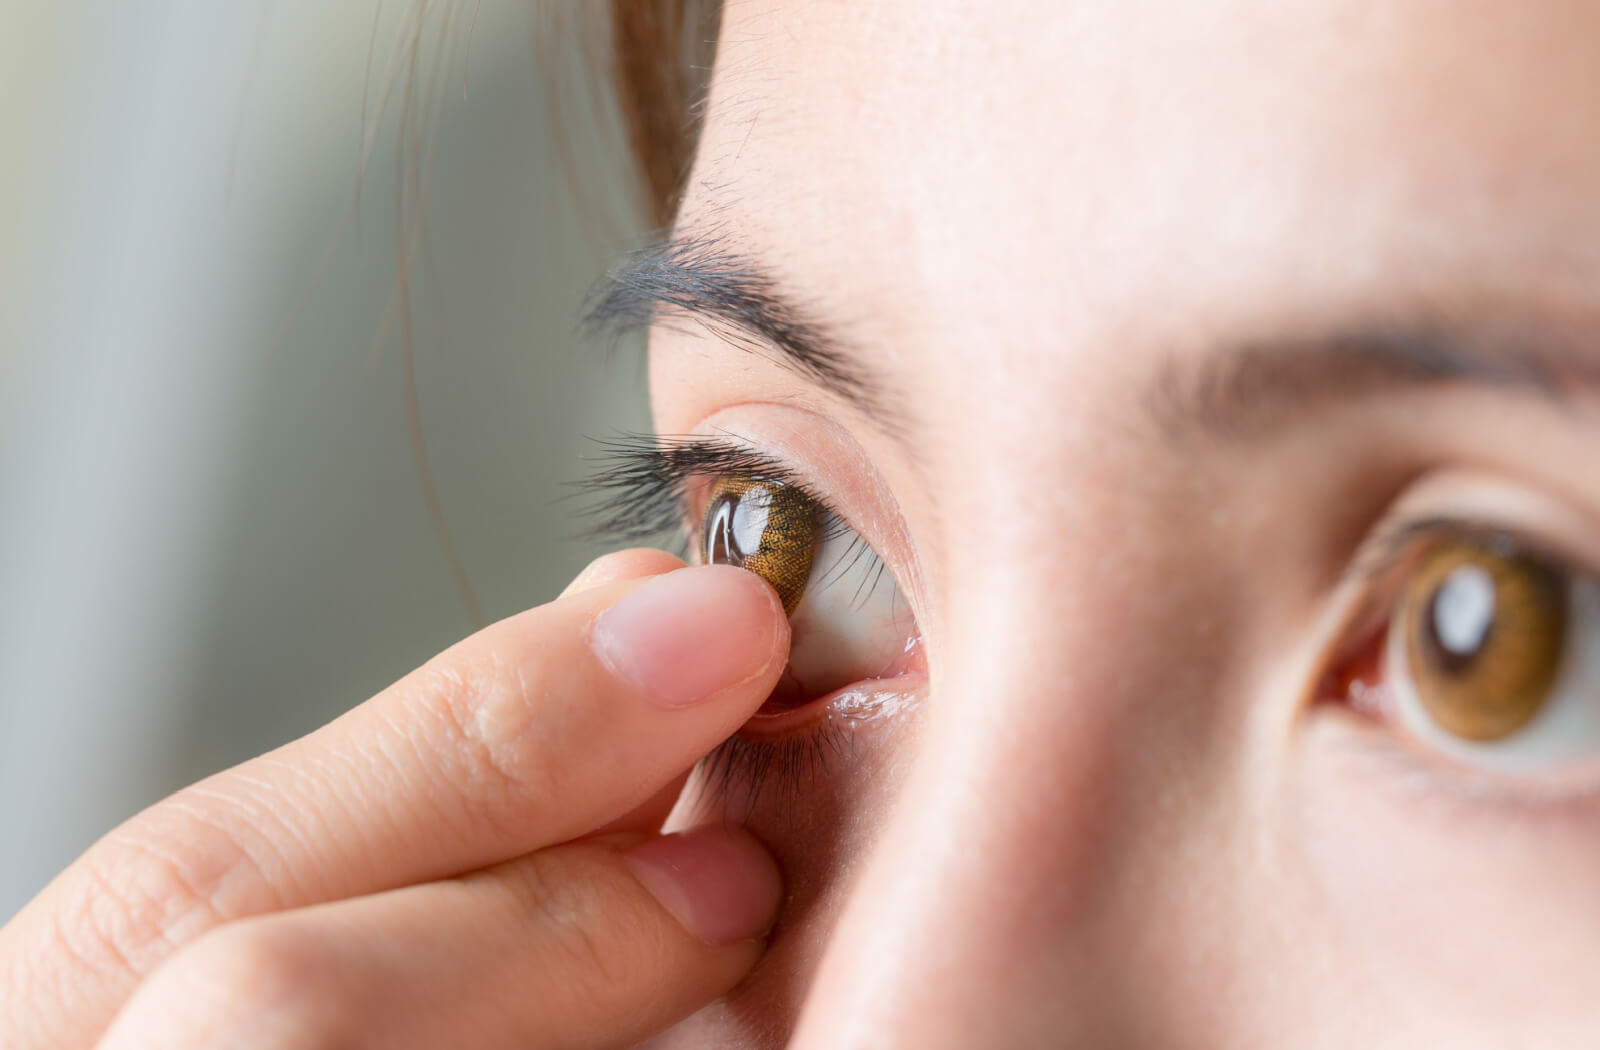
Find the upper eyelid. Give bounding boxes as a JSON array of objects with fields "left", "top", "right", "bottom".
[
  {"left": 670, "top": 446, "right": 892, "bottom": 612},
  {"left": 1330, "top": 512, "right": 1594, "bottom": 663},
  {"left": 1343, "top": 515, "right": 1465, "bottom": 588},
  {"left": 660, "top": 438, "right": 843, "bottom": 525},
  {"left": 685, "top": 457, "right": 862, "bottom": 551},
  {"left": 579, "top": 432, "right": 852, "bottom": 545},
  {"left": 1337, "top": 471, "right": 1600, "bottom": 599},
  {"left": 582, "top": 421, "right": 915, "bottom": 620},
  {"left": 1346, "top": 516, "right": 1585, "bottom": 593}
]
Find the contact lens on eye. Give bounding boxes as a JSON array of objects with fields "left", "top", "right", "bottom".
[
  {"left": 1399, "top": 540, "right": 1569, "bottom": 741},
  {"left": 698, "top": 470, "right": 919, "bottom": 713},
  {"left": 703, "top": 479, "right": 822, "bottom": 615}
]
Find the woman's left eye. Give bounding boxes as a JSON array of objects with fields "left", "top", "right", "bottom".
[
  {"left": 1336, "top": 532, "right": 1600, "bottom": 773},
  {"left": 701, "top": 477, "right": 919, "bottom": 713}
]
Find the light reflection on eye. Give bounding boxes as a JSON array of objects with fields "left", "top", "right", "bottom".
[
  {"left": 702, "top": 478, "right": 918, "bottom": 713},
  {"left": 1335, "top": 532, "right": 1600, "bottom": 774}
]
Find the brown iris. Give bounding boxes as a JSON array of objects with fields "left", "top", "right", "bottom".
[
  {"left": 702, "top": 479, "right": 823, "bottom": 615},
  {"left": 1400, "top": 539, "right": 1569, "bottom": 742}
]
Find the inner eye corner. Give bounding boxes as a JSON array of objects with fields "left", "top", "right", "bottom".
[
  {"left": 1315, "top": 619, "right": 1387, "bottom": 715},
  {"left": 1318, "top": 521, "right": 1489, "bottom": 697},
  {"left": 1314, "top": 536, "right": 1477, "bottom": 718}
]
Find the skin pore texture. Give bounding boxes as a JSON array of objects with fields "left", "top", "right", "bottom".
[{"left": 639, "top": 1, "right": 1600, "bottom": 1047}]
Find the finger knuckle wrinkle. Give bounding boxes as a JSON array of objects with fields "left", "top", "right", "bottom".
[
  {"left": 522, "top": 857, "right": 657, "bottom": 997},
  {"left": 58, "top": 838, "right": 227, "bottom": 985},
  {"left": 414, "top": 651, "right": 557, "bottom": 817},
  {"left": 59, "top": 823, "right": 257, "bottom": 985}
]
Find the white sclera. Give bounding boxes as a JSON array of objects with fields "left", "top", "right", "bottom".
[{"left": 785, "top": 527, "right": 916, "bottom": 697}]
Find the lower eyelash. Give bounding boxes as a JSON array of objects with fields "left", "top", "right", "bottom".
[{"left": 691, "top": 718, "right": 854, "bottom": 817}]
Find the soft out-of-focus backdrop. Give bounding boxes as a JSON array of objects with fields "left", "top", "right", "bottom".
[{"left": 0, "top": 2, "right": 649, "bottom": 919}]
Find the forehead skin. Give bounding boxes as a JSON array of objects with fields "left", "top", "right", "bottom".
[
  {"left": 685, "top": 0, "right": 1600, "bottom": 405},
  {"left": 651, "top": 1, "right": 1600, "bottom": 1047},
  {"left": 663, "top": 0, "right": 1600, "bottom": 670}
]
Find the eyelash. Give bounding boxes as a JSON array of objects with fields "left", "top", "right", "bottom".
[
  {"left": 1335, "top": 513, "right": 1568, "bottom": 651},
  {"left": 581, "top": 433, "right": 843, "bottom": 548},
  {"left": 580, "top": 432, "right": 884, "bottom": 809}
]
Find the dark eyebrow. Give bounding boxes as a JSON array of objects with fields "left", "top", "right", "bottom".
[
  {"left": 587, "top": 237, "right": 1600, "bottom": 448},
  {"left": 583, "top": 234, "right": 891, "bottom": 421},
  {"left": 1157, "top": 314, "right": 1599, "bottom": 442}
]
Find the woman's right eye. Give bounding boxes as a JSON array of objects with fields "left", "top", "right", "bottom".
[
  {"left": 1333, "top": 531, "right": 1600, "bottom": 775},
  {"left": 703, "top": 479, "right": 822, "bottom": 616},
  {"left": 701, "top": 477, "right": 921, "bottom": 714}
]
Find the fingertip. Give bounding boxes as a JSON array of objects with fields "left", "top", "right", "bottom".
[
  {"left": 587, "top": 565, "right": 790, "bottom": 708},
  {"left": 561, "top": 548, "right": 687, "bottom": 598},
  {"left": 622, "top": 826, "right": 784, "bottom": 947}
]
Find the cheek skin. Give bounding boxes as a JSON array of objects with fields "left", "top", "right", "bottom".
[
  {"left": 651, "top": 688, "right": 926, "bottom": 1047},
  {"left": 1294, "top": 713, "right": 1600, "bottom": 1044}
]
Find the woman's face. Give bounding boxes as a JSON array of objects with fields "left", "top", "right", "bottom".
[{"left": 638, "top": 1, "right": 1600, "bottom": 1045}]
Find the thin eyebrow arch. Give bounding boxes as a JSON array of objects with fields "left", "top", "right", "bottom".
[
  {"left": 583, "top": 234, "right": 892, "bottom": 422},
  {"left": 588, "top": 236, "right": 1600, "bottom": 451},
  {"left": 1158, "top": 317, "right": 1600, "bottom": 442}
]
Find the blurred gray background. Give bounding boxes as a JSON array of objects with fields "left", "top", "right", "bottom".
[{"left": 0, "top": 2, "right": 649, "bottom": 919}]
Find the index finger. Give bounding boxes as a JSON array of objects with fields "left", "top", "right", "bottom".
[{"left": 1, "top": 563, "right": 788, "bottom": 1049}]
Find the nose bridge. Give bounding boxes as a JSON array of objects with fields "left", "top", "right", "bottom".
[
  {"left": 788, "top": 600, "right": 1135, "bottom": 1049},
  {"left": 780, "top": 400, "right": 1254, "bottom": 1047}
]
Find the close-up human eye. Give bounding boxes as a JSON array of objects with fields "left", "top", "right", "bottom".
[
  {"left": 1324, "top": 506, "right": 1600, "bottom": 780},
  {"left": 699, "top": 475, "right": 920, "bottom": 715},
  {"left": 584, "top": 435, "right": 924, "bottom": 726}
]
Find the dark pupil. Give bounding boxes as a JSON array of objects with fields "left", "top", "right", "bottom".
[{"left": 1422, "top": 565, "right": 1497, "bottom": 675}]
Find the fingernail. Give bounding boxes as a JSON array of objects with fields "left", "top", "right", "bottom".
[
  {"left": 623, "top": 827, "right": 783, "bottom": 947},
  {"left": 588, "top": 566, "right": 786, "bottom": 707}
]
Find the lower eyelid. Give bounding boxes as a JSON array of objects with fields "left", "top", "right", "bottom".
[
  {"left": 689, "top": 674, "right": 930, "bottom": 817},
  {"left": 1320, "top": 603, "right": 1600, "bottom": 799},
  {"left": 1308, "top": 707, "right": 1600, "bottom": 820},
  {"left": 1298, "top": 470, "right": 1600, "bottom": 808}
]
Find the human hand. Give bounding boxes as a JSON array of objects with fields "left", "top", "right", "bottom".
[{"left": 1, "top": 551, "right": 789, "bottom": 1049}]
